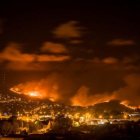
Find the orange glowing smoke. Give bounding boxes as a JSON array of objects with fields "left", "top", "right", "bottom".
[
  {"left": 10, "top": 74, "right": 140, "bottom": 109},
  {"left": 10, "top": 80, "right": 59, "bottom": 102},
  {"left": 71, "top": 86, "right": 140, "bottom": 109},
  {"left": 10, "top": 83, "right": 139, "bottom": 109},
  {"left": 71, "top": 86, "right": 115, "bottom": 106}
]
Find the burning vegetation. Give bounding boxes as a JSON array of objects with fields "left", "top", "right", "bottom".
[
  {"left": 10, "top": 80, "right": 59, "bottom": 102},
  {"left": 10, "top": 83, "right": 139, "bottom": 110},
  {"left": 9, "top": 74, "right": 140, "bottom": 109}
]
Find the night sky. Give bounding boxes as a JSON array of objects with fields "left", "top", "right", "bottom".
[{"left": 0, "top": 2, "right": 140, "bottom": 106}]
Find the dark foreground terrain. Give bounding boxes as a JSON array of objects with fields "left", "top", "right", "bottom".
[
  {"left": 1, "top": 120, "right": 140, "bottom": 140},
  {"left": 23, "top": 122, "right": 140, "bottom": 140}
]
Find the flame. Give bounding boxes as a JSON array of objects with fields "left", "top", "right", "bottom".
[
  {"left": 120, "top": 101, "right": 140, "bottom": 110},
  {"left": 10, "top": 76, "right": 140, "bottom": 108},
  {"left": 10, "top": 80, "right": 60, "bottom": 101},
  {"left": 27, "top": 91, "right": 42, "bottom": 97}
]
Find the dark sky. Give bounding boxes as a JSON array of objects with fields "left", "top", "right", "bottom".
[{"left": 0, "top": 2, "right": 140, "bottom": 106}]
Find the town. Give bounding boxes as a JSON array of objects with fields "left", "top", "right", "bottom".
[{"left": 0, "top": 93, "right": 140, "bottom": 139}]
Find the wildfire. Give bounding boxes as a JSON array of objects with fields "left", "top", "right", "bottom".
[
  {"left": 10, "top": 80, "right": 140, "bottom": 108},
  {"left": 10, "top": 80, "right": 60, "bottom": 101},
  {"left": 27, "top": 91, "right": 42, "bottom": 98},
  {"left": 71, "top": 86, "right": 115, "bottom": 106},
  {"left": 120, "top": 101, "right": 140, "bottom": 110},
  {"left": 10, "top": 87, "right": 44, "bottom": 99}
]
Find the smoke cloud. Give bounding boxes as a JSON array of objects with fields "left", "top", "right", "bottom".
[
  {"left": 10, "top": 73, "right": 140, "bottom": 107},
  {"left": 0, "top": 43, "right": 70, "bottom": 70}
]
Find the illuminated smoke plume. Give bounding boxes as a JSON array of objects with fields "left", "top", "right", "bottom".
[
  {"left": 71, "top": 86, "right": 114, "bottom": 106},
  {"left": 71, "top": 74, "right": 140, "bottom": 108},
  {"left": 113, "top": 74, "right": 140, "bottom": 108},
  {"left": 10, "top": 75, "right": 60, "bottom": 102},
  {"left": 10, "top": 74, "right": 140, "bottom": 108}
]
